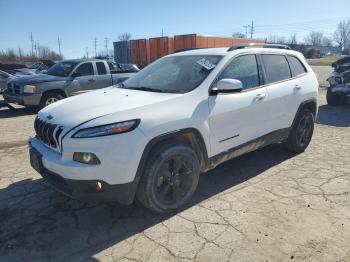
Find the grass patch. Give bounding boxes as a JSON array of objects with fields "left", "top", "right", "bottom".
[{"left": 307, "top": 55, "right": 341, "bottom": 66}]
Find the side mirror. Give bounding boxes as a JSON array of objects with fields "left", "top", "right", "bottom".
[
  {"left": 71, "top": 71, "right": 81, "bottom": 78},
  {"left": 211, "top": 79, "right": 243, "bottom": 95}
]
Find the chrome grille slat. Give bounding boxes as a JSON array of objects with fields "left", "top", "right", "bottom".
[{"left": 34, "top": 117, "right": 62, "bottom": 150}]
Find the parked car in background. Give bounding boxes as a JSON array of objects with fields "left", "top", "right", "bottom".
[
  {"left": 0, "top": 70, "right": 16, "bottom": 93},
  {"left": 13, "top": 60, "right": 56, "bottom": 76},
  {"left": 326, "top": 56, "right": 350, "bottom": 105},
  {"left": 3, "top": 59, "right": 136, "bottom": 109},
  {"left": 28, "top": 44, "right": 318, "bottom": 213},
  {"left": 109, "top": 62, "right": 139, "bottom": 73}
]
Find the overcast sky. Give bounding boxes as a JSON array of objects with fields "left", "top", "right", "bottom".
[{"left": 0, "top": 0, "right": 349, "bottom": 58}]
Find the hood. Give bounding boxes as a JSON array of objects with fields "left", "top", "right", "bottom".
[
  {"left": 14, "top": 68, "right": 37, "bottom": 75},
  {"left": 10, "top": 73, "right": 66, "bottom": 85},
  {"left": 38, "top": 87, "right": 182, "bottom": 128}
]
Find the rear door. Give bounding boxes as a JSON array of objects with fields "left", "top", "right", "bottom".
[
  {"left": 208, "top": 54, "right": 269, "bottom": 156},
  {"left": 94, "top": 61, "right": 113, "bottom": 90},
  {"left": 260, "top": 54, "right": 299, "bottom": 132}
]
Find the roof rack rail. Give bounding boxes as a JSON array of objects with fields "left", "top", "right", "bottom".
[
  {"left": 173, "top": 48, "right": 205, "bottom": 53},
  {"left": 228, "top": 43, "right": 291, "bottom": 51}
]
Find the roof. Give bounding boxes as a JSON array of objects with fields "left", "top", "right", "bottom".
[
  {"left": 169, "top": 46, "right": 303, "bottom": 57},
  {"left": 60, "top": 58, "right": 105, "bottom": 63}
]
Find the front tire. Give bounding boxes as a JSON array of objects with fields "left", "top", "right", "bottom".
[
  {"left": 39, "top": 92, "right": 64, "bottom": 109},
  {"left": 136, "top": 142, "right": 200, "bottom": 213},
  {"left": 284, "top": 109, "right": 314, "bottom": 153},
  {"left": 326, "top": 89, "right": 346, "bottom": 106}
]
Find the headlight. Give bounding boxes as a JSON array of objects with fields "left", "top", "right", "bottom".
[
  {"left": 23, "top": 85, "right": 37, "bottom": 93},
  {"left": 72, "top": 119, "right": 140, "bottom": 138}
]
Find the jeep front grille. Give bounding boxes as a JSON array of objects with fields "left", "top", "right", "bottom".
[{"left": 34, "top": 117, "right": 63, "bottom": 149}]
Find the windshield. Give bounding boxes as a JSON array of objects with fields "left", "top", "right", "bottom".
[
  {"left": 28, "top": 62, "right": 41, "bottom": 69},
  {"left": 122, "top": 55, "right": 222, "bottom": 93},
  {"left": 45, "top": 61, "right": 77, "bottom": 77}
]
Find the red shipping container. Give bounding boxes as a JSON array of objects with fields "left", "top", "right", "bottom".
[
  {"left": 130, "top": 39, "right": 150, "bottom": 68},
  {"left": 149, "top": 37, "right": 174, "bottom": 63}
]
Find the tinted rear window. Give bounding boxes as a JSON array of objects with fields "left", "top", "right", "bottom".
[
  {"left": 262, "top": 54, "right": 291, "bottom": 84},
  {"left": 288, "top": 56, "right": 307, "bottom": 77},
  {"left": 96, "top": 62, "right": 107, "bottom": 75}
]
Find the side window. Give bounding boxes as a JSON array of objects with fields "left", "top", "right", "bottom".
[
  {"left": 288, "top": 56, "right": 307, "bottom": 77},
  {"left": 75, "top": 63, "right": 94, "bottom": 76},
  {"left": 262, "top": 54, "right": 291, "bottom": 84},
  {"left": 219, "top": 55, "right": 259, "bottom": 90},
  {"left": 96, "top": 62, "right": 107, "bottom": 75}
]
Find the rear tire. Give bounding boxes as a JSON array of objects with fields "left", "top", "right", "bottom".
[
  {"left": 326, "top": 89, "right": 346, "bottom": 106},
  {"left": 39, "top": 92, "right": 64, "bottom": 109},
  {"left": 136, "top": 142, "right": 200, "bottom": 213},
  {"left": 284, "top": 109, "right": 314, "bottom": 153}
]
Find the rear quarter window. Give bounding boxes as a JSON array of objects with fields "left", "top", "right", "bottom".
[
  {"left": 287, "top": 56, "right": 307, "bottom": 77},
  {"left": 262, "top": 54, "right": 291, "bottom": 84}
]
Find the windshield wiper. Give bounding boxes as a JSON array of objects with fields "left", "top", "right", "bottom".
[{"left": 123, "top": 86, "right": 163, "bottom": 93}]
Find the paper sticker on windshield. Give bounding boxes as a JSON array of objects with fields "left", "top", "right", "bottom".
[{"left": 196, "top": 58, "right": 216, "bottom": 70}]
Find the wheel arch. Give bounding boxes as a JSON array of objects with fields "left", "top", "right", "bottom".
[
  {"left": 139, "top": 128, "right": 209, "bottom": 174},
  {"left": 124, "top": 128, "right": 209, "bottom": 204},
  {"left": 42, "top": 89, "right": 68, "bottom": 98},
  {"left": 292, "top": 99, "right": 317, "bottom": 126}
]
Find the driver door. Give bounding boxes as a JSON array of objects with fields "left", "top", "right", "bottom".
[
  {"left": 70, "top": 62, "right": 96, "bottom": 95},
  {"left": 208, "top": 54, "right": 269, "bottom": 156}
]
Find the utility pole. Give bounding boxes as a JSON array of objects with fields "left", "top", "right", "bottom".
[
  {"left": 30, "top": 32, "right": 34, "bottom": 56},
  {"left": 250, "top": 20, "right": 254, "bottom": 39},
  {"left": 243, "top": 25, "right": 249, "bottom": 38},
  {"left": 104, "top": 37, "right": 108, "bottom": 56},
  {"left": 34, "top": 42, "right": 37, "bottom": 57},
  {"left": 85, "top": 47, "right": 89, "bottom": 58},
  {"left": 57, "top": 36, "right": 62, "bottom": 57},
  {"left": 18, "top": 47, "right": 22, "bottom": 60},
  {"left": 94, "top": 37, "right": 97, "bottom": 57},
  {"left": 161, "top": 28, "right": 164, "bottom": 37}
]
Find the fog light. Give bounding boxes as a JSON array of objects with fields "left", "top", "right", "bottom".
[
  {"left": 96, "top": 181, "right": 103, "bottom": 191},
  {"left": 73, "top": 152, "right": 100, "bottom": 165}
]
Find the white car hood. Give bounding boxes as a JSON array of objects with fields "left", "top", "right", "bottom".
[{"left": 38, "top": 87, "right": 181, "bottom": 128}]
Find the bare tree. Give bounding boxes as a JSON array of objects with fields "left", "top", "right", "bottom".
[
  {"left": 232, "top": 32, "right": 245, "bottom": 38},
  {"left": 333, "top": 20, "right": 350, "bottom": 50},
  {"left": 118, "top": 33, "right": 132, "bottom": 41},
  {"left": 322, "top": 36, "right": 333, "bottom": 47},
  {"left": 288, "top": 33, "right": 298, "bottom": 45},
  {"left": 304, "top": 31, "right": 323, "bottom": 46},
  {"left": 267, "top": 35, "right": 286, "bottom": 44}
]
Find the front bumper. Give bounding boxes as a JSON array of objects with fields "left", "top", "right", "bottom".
[
  {"left": 28, "top": 128, "right": 148, "bottom": 204},
  {"left": 39, "top": 164, "right": 139, "bottom": 204},
  {"left": 3, "top": 90, "right": 41, "bottom": 106},
  {"left": 330, "top": 84, "right": 350, "bottom": 96}
]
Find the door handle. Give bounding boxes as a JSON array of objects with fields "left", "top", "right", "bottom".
[
  {"left": 294, "top": 85, "right": 302, "bottom": 90},
  {"left": 255, "top": 93, "right": 266, "bottom": 100},
  {"left": 88, "top": 79, "right": 95, "bottom": 82}
]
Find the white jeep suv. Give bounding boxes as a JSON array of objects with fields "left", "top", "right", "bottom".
[{"left": 29, "top": 44, "right": 318, "bottom": 213}]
